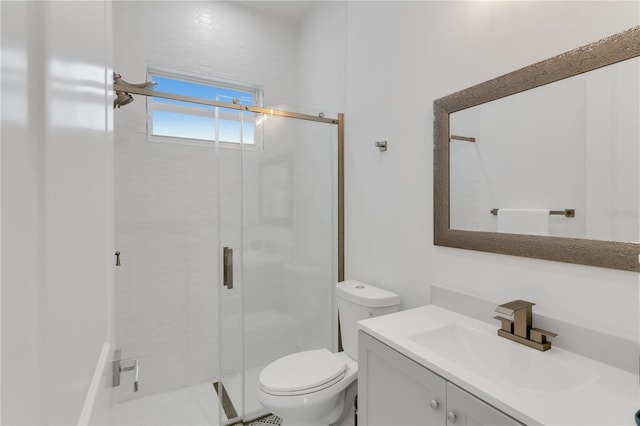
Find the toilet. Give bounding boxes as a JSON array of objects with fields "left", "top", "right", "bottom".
[{"left": 257, "top": 280, "right": 400, "bottom": 426}]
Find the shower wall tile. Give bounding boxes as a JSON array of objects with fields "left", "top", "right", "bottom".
[{"left": 113, "top": 1, "right": 299, "bottom": 401}]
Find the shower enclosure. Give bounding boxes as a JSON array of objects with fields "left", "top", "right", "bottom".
[{"left": 112, "top": 82, "right": 343, "bottom": 425}]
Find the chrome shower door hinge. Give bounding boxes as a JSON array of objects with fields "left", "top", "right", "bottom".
[{"left": 112, "top": 349, "right": 139, "bottom": 392}]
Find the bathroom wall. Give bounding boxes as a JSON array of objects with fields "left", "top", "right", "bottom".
[
  {"left": 113, "top": 1, "right": 300, "bottom": 400},
  {"left": 298, "top": 2, "right": 347, "bottom": 115},
  {"left": 345, "top": 2, "right": 639, "bottom": 343},
  {"left": 1, "top": 1, "right": 114, "bottom": 424}
]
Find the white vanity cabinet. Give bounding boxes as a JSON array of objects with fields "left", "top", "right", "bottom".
[{"left": 358, "top": 331, "right": 523, "bottom": 426}]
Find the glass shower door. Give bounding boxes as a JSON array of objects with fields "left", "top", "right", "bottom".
[
  {"left": 113, "top": 102, "right": 338, "bottom": 426},
  {"left": 216, "top": 107, "right": 253, "bottom": 425},
  {"left": 217, "top": 106, "right": 339, "bottom": 424},
  {"left": 240, "top": 113, "right": 338, "bottom": 421}
]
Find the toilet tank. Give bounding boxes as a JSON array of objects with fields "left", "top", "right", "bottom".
[{"left": 335, "top": 280, "right": 400, "bottom": 360}]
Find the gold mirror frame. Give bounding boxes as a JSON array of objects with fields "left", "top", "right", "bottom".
[{"left": 434, "top": 26, "right": 640, "bottom": 272}]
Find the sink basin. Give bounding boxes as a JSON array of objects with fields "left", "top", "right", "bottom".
[{"left": 409, "top": 324, "right": 595, "bottom": 392}]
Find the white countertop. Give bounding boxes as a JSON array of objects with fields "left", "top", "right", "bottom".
[{"left": 358, "top": 305, "right": 639, "bottom": 426}]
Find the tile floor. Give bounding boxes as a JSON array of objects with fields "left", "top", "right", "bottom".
[
  {"left": 112, "top": 382, "right": 219, "bottom": 425},
  {"left": 113, "top": 380, "right": 356, "bottom": 426}
]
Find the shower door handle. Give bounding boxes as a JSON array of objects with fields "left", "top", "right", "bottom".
[{"left": 223, "top": 247, "right": 233, "bottom": 289}]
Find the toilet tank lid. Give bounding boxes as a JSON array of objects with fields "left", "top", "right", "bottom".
[{"left": 335, "top": 280, "right": 400, "bottom": 307}]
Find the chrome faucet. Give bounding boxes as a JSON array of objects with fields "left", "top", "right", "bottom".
[{"left": 494, "top": 300, "right": 557, "bottom": 351}]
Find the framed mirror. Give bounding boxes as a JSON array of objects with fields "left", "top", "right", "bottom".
[{"left": 434, "top": 26, "right": 640, "bottom": 272}]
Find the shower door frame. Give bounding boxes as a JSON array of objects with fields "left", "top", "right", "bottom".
[{"left": 114, "top": 81, "right": 345, "bottom": 424}]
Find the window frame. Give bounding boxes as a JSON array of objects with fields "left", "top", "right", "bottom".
[{"left": 146, "top": 66, "right": 264, "bottom": 150}]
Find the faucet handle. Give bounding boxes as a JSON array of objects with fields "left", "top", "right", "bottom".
[
  {"left": 530, "top": 328, "right": 557, "bottom": 344},
  {"left": 495, "top": 300, "right": 535, "bottom": 316},
  {"left": 493, "top": 316, "right": 514, "bottom": 333}
]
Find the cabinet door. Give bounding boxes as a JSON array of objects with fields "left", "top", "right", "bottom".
[
  {"left": 446, "top": 383, "right": 522, "bottom": 426},
  {"left": 359, "top": 331, "right": 447, "bottom": 426}
]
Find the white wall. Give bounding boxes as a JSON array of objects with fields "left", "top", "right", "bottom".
[
  {"left": 1, "top": 1, "right": 114, "bottom": 424},
  {"left": 345, "top": 1, "right": 639, "bottom": 341},
  {"left": 1, "top": 3, "right": 45, "bottom": 422},
  {"left": 298, "top": 2, "right": 347, "bottom": 115}
]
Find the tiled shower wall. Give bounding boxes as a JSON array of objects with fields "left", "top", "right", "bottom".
[{"left": 113, "top": 1, "right": 300, "bottom": 400}]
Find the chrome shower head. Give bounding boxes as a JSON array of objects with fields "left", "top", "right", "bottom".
[
  {"left": 113, "top": 72, "right": 158, "bottom": 109},
  {"left": 114, "top": 91, "right": 134, "bottom": 108}
]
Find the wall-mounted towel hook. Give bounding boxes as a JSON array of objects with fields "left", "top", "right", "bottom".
[{"left": 375, "top": 141, "right": 387, "bottom": 152}]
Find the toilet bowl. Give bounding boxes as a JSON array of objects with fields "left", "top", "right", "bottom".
[
  {"left": 257, "top": 350, "right": 357, "bottom": 426},
  {"left": 257, "top": 281, "right": 400, "bottom": 426}
]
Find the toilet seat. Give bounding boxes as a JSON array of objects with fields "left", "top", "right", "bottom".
[{"left": 259, "top": 349, "right": 347, "bottom": 396}]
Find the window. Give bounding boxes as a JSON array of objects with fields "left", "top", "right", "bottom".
[{"left": 147, "top": 69, "right": 262, "bottom": 146}]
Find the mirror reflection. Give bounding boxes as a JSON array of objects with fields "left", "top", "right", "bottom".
[{"left": 449, "top": 57, "right": 639, "bottom": 243}]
